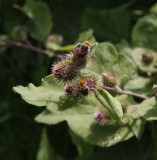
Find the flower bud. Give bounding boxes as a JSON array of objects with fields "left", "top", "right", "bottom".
[
  {"left": 102, "top": 72, "right": 117, "bottom": 87},
  {"left": 65, "top": 86, "right": 75, "bottom": 96},
  {"left": 142, "top": 52, "right": 153, "bottom": 65},
  {"left": 12, "top": 25, "right": 28, "bottom": 41},
  {"left": 94, "top": 107, "right": 111, "bottom": 126}
]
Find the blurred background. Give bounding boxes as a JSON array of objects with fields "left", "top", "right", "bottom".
[{"left": 0, "top": 0, "right": 157, "bottom": 160}]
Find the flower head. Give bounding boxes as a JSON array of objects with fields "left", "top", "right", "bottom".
[
  {"left": 74, "top": 41, "right": 92, "bottom": 56},
  {"left": 94, "top": 112, "right": 106, "bottom": 126},
  {"left": 65, "top": 86, "right": 75, "bottom": 96}
]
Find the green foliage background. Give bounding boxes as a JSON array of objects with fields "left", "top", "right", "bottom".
[{"left": 0, "top": 0, "right": 157, "bottom": 160}]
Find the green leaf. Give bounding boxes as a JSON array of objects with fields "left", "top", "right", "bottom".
[
  {"left": 45, "top": 34, "right": 63, "bottom": 51},
  {"left": 95, "top": 89, "right": 123, "bottom": 122},
  {"left": 37, "top": 129, "right": 53, "bottom": 160},
  {"left": 13, "top": 74, "right": 144, "bottom": 147},
  {"left": 69, "top": 129, "right": 94, "bottom": 158},
  {"left": 137, "top": 97, "right": 157, "bottom": 121},
  {"left": 132, "top": 3, "right": 157, "bottom": 50},
  {"left": 124, "top": 77, "right": 154, "bottom": 95},
  {"left": 60, "top": 45, "right": 75, "bottom": 51},
  {"left": 0, "top": 35, "right": 9, "bottom": 54},
  {"left": 82, "top": 3, "right": 132, "bottom": 42},
  {"left": 152, "top": 121, "right": 157, "bottom": 144},
  {"left": 75, "top": 29, "right": 96, "bottom": 43},
  {"left": 37, "top": 128, "right": 64, "bottom": 160},
  {"left": 127, "top": 116, "right": 145, "bottom": 139},
  {"left": 13, "top": 75, "right": 63, "bottom": 107},
  {"left": 36, "top": 96, "right": 133, "bottom": 147},
  {"left": 91, "top": 42, "right": 134, "bottom": 86},
  {"left": 23, "top": 0, "right": 53, "bottom": 41}
]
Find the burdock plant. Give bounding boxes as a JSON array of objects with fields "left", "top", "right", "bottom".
[{"left": 13, "top": 41, "right": 157, "bottom": 147}]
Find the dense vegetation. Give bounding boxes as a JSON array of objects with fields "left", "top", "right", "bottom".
[{"left": 0, "top": 0, "right": 157, "bottom": 160}]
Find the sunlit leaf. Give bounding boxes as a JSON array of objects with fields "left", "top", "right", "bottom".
[
  {"left": 13, "top": 75, "right": 63, "bottom": 107},
  {"left": 91, "top": 42, "right": 134, "bottom": 86}
]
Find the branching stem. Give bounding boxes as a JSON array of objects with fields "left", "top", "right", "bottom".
[{"left": 0, "top": 39, "right": 54, "bottom": 56}]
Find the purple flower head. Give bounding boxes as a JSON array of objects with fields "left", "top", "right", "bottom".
[
  {"left": 75, "top": 42, "right": 91, "bottom": 56},
  {"left": 65, "top": 86, "right": 74, "bottom": 96},
  {"left": 94, "top": 112, "right": 106, "bottom": 126},
  {"left": 84, "top": 78, "right": 94, "bottom": 88},
  {"left": 53, "top": 67, "right": 66, "bottom": 79}
]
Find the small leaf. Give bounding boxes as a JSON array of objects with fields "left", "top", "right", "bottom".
[
  {"left": 0, "top": 35, "right": 9, "bottom": 54},
  {"left": 37, "top": 129, "right": 64, "bottom": 160},
  {"left": 60, "top": 45, "right": 75, "bottom": 51},
  {"left": 137, "top": 97, "right": 157, "bottom": 121},
  {"left": 127, "top": 116, "right": 145, "bottom": 139},
  {"left": 95, "top": 89, "right": 123, "bottom": 122},
  {"left": 69, "top": 129, "right": 94, "bottom": 157},
  {"left": 75, "top": 29, "right": 96, "bottom": 43},
  {"left": 37, "top": 129, "right": 52, "bottom": 160},
  {"left": 124, "top": 77, "right": 154, "bottom": 95},
  {"left": 23, "top": 0, "right": 53, "bottom": 41}
]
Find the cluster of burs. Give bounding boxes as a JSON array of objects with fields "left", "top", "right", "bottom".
[
  {"left": 51, "top": 41, "right": 117, "bottom": 125},
  {"left": 51, "top": 41, "right": 98, "bottom": 99}
]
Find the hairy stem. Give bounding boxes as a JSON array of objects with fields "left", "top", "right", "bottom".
[{"left": 101, "top": 86, "right": 149, "bottom": 99}]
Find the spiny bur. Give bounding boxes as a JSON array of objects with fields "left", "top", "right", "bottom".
[
  {"left": 52, "top": 41, "right": 95, "bottom": 83},
  {"left": 64, "top": 73, "right": 98, "bottom": 100}
]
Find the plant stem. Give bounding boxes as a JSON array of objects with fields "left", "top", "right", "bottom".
[
  {"left": 101, "top": 86, "right": 149, "bottom": 100},
  {"left": 0, "top": 39, "right": 54, "bottom": 56}
]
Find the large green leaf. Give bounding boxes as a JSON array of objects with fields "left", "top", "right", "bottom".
[
  {"left": 13, "top": 73, "right": 149, "bottom": 147},
  {"left": 91, "top": 42, "right": 134, "bottom": 86},
  {"left": 132, "top": 3, "right": 157, "bottom": 50},
  {"left": 82, "top": 2, "right": 133, "bottom": 42},
  {"left": 23, "top": 0, "right": 53, "bottom": 41},
  {"left": 36, "top": 96, "right": 134, "bottom": 147},
  {"left": 13, "top": 75, "right": 63, "bottom": 107}
]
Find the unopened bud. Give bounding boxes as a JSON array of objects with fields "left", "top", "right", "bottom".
[{"left": 102, "top": 72, "right": 117, "bottom": 87}]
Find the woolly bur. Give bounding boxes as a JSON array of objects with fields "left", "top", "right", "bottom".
[
  {"left": 64, "top": 73, "right": 98, "bottom": 99},
  {"left": 51, "top": 41, "right": 98, "bottom": 83}
]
